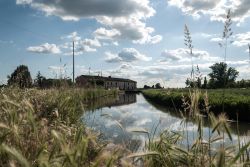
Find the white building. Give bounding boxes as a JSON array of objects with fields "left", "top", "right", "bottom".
[{"left": 76, "top": 75, "right": 137, "bottom": 90}]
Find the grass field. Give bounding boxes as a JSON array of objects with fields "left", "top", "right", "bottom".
[{"left": 142, "top": 88, "right": 250, "bottom": 122}]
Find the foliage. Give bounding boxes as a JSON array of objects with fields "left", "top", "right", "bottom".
[
  {"left": 34, "top": 71, "right": 46, "bottom": 88},
  {"left": 208, "top": 62, "right": 239, "bottom": 88},
  {"left": 144, "top": 85, "right": 151, "bottom": 89},
  {"left": 234, "top": 79, "right": 250, "bottom": 88},
  {"left": 155, "top": 83, "right": 162, "bottom": 89},
  {"left": 34, "top": 71, "right": 73, "bottom": 88},
  {"left": 144, "top": 83, "right": 163, "bottom": 89},
  {"left": 7, "top": 65, "right": 32, "bottom": 88},
  {"left": 202, "top": 77, "right": 208, "bottom": 89}
]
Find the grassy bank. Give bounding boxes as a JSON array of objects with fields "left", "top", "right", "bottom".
[
  {"left": 0, "top": 87, "right": 133, "bottom": 167},
  {"left": 131, "top": 88, "right": 250, "bottom": 166},
  {"left": 142, "top": 88, "right": 250, "bottom": 122}
]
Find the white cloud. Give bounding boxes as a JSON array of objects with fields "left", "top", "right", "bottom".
[
  {"left": 160, "top": 48, "right": 220, "bottom": 63},
  {"left": 168, "top": 0, "right": 221, "bottom": 19},
  {"left": 27, "top": 43, "right": 61, "bottom": 54},
  {"left": 17, "top": 0, "right": 154, "bottom": 20},
  {"left": 61, "top": 32, "right": 102, "bottom": 54},
  {"left": 94, "top": 27, "right": 121, "bottom": 40},
  {"left": 113, "top": 41, "right": 119, "bottom": 46},
  {"left": 82, "top": 38, "right": 101, "bottom": 48},
  {"left": 105, "top": 52, "right": 122, "bottom": 63},
  {"left": 118, "top": 48, "right": 152, "bottom": 61},
  {"left": 210, "top": 37, "right": 223, "bottom": 42},
  {"left": 16, "top": 0, "right": 32, "bottom": 5},
  {"left": 78, "top": 45, "right": 97, "bottom": 52},
  {"left": 199, "top": 33, "right": 213, "bottom": 38},
  {"left": 17, "top": 0, "right": 161, "bottom": 44},
  {"left": 63, "top": 31, "right": 81, "bottom": 41},
  {"left": 167, "top": 0, "right": 250, "bottom": 24},
  {"left": 105, "top": 48, "right": 152, "bottom": 63},
  {"left": 232, "top": 32, "right": 250, "bottom": 47},
  {"left": 96, "top": 16, "right": 162, "bottom": 44}
]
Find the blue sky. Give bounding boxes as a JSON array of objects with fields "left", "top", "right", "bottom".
[{"left": 0, "top": 0, "right": 250, "bottom": 87}]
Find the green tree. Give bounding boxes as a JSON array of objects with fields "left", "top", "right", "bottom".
[
  {"left": 202, "top": 77, "right": 207, "bottom": 89},
  {"left": 185, "top": 78, "right": 194, "bottom": 88},
  {"left": 208, "top": 62, "right": 239, "bottom": 88},
  {"left": 155, "top": 83, "right": 162, "bottom": 89},
  {"left": 197, "top": 77, "right": 202, "bottom": 88},
  {"left": 7, "top": 65, "right": 32, "bottom": 88},
  {"left": 34, "top": 71, "right": 46, "bottom": 88},
  {"left": 143, "top": 85, "right": 151, "bottom": 89}
]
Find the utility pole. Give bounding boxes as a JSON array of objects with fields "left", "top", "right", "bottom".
[
  {"left": 248, "top": 43, "right": 250, "bottom": 63},
  {"left": 73, "top": 41, "right": 75, "bottom": 84}
]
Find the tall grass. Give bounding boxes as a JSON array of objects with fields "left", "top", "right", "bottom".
[{"left": 0, "top": 87, "right": 130, "bottom": 167}]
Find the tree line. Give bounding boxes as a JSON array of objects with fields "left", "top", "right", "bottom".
[
  {"left": 1, "top": 63, "right": 249, "bottom": 89},
  {"left": 185, "top": 62, "right": 250, "bottom": 89},
  {"left": 1, "top": 65, "right": 72, "bottom": 89}
]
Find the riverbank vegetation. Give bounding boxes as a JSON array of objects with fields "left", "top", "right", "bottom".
[
  {"left": 0, "top": 87, "right": 131, "bottom": 167},
  {"left": 135, "top": 89, "right": 250, "bottom": 166},
  {"left": 142, "top": 88, "right": 250, "bottom": 122}
]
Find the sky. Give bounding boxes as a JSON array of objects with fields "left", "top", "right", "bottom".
[{"left": 0, "top": 0, "right": 250, "bottom": 88}]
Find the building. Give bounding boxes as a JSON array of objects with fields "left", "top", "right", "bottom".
[{"left": 75, "top": 75, "right": 137, "bottom": 90}]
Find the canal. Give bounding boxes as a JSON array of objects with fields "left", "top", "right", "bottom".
[{"left": 82, "top": 93, "right": 250, "bottom": 151}]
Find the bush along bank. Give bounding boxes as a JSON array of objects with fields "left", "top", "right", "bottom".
[{"left": 142, "top": 89, "right": 250, "bottom": 122}]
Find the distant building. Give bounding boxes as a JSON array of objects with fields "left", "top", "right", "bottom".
[{"left": 75, "top": 75, "right": 137, "bottom": 90}]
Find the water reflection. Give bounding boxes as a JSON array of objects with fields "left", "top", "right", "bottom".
[
  {"left": 108, "top": 93, "right": 137, "bottom": 107},
  {"left": 82, "top": 93, "right": 250, "bottom": 151},
  {"left": 145, "top": 97, "right": 250, "bottom": 136}
]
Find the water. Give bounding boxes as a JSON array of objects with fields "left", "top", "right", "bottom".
[{"left": 82, "top": 93, "right": 250, "bottom": 151}]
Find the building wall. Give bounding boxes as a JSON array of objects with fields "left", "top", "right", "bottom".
[
  {"left": 76, "top": 75, "right": 136, "bottom": 90},
  {"left": 104, "top": 81, "right": 136, "bottom": 90}
]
